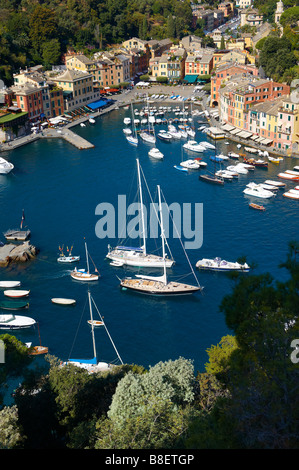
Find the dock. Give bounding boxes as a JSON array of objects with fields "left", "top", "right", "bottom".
[{"left": 40, "top": 128, "right": 94, "bottom": 149}]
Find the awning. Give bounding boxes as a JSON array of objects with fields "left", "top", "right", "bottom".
[
  {"left": 250, "top": 135, "right": 259, "bottom": 141},
  {"left": 238, "top": 131, "right": 252, "bottom": 138},
  {"left": 183, "top": 75, "right": 198, "bottom": 83},
  {"left": 230, "top": 128, "right": 241, "bottom": 134}
]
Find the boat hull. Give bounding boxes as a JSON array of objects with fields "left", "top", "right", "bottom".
[
  {"left": 106, "top": 251, "right": 174, "bottom": 268},
  {"left": 0, "top": 315, "right": 35, "bottom": 329},
  {"left": 120, "top": 278, "right": 201, "bottom": 296}
]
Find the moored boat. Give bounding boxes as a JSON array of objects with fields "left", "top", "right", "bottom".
[
  {"left": 0, "top": 281, "right": 21, "bottom": 288},
  {"left": 0, "top": 300, "right": 29, "bottom": 310},
  {"left": 278, "top": 172, "right": 299, "bottom": 180},
  {"left": 0, "top": 314, "right": 35, "bottom": 329},
  {"left": 51, "top": 298, "right": 76, "bottom": 305},
  {"left": 283, "top": 191, "right": 299, "bottom": 200},
  {"left": 4, "top": 289, "right": 30, "bottom": 298},
  {"left": 249, "top": 203, "right": 265, "bottom": 211},
  {"left": 71, "top": 241, "right": 99, "bottom": 281}
]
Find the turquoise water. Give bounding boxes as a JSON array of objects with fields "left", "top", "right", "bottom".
[{"left": 0, "top": 105, "right": 298, "bottom": 373}]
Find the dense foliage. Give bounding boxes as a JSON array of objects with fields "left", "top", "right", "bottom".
[
  {"left": 0, "top": 242, "right": 298, "bottom": 449},
  {"left": 0, "top": 0, "right": 193, "bottom": 84}
]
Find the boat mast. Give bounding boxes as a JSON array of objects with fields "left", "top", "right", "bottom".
[
  {"left": 88, "top": 290, "right": 97, "bottom": 360},
  {"left": 157, "top": 185, "right": 167, "bottom": 286},
  {"left": 85, "top": 241, "right": 91, "bottom": 274},
  {"left": 137, "top": 159, "right": 147, "bottom": 255}
]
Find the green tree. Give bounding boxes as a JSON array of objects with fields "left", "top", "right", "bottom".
[
  {"left": 42, "top": 38, "right": 61, "bottom": 68},
  {"left": 29, "top": 5, "right": 58, "bottom": 53}
]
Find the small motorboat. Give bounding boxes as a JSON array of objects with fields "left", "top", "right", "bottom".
[
  {"left": 278, "top": 172, "right": 299, "bottom": 181},
  {"left": 0, "top": 281, "right": 21, "bottom": 288},
  {"left": 0, "top": 314, "right": 36, "bottom": 330},
  {"left": 228, "top": 152, "right": 240, "bottom": 159},
  {"left": 174, "top": 165, "right": 188, "bottom": 172},
  {"left": 80, "top": 123, "right": 86, "bottom": 127},
  {"left": 89, "top": 117, "right": 95, "bottom": 124},
  {"left": 243, "top": 186, "right": 274, "bottom": 199},
  {"left": 4, "top": 290, "right": 30, "bottom": 298},
  {"left": 110, "top": 260, "right": 125, "bottom": 267},
  {"left": 249, "top": 203, "right": 265, "bottom": 211},
  {"left": 157, "top": 130, "right": 172, "bottom": 141},
  {"left": 0, "top": 157, "right": 14, "bottom": 174},
  {"left": 183, "top": 140, "right": 205, "bottom": 153},
  {"left": 51, "top": 298, "right": 76, "bottom": 306},
  {"left": 264, "top": 180, "right": 285, "bottom": 188},
  {"left": 283, "top": 191, "right": 299, "bottom": 200},
  {"left": 0, "top": 300, "right": 29, "bottom": 310},
  {"left": 57, "top": 246, "right": 80, "bottom": 263},
  {"left": 180, "top": 159, "right": 201, "bottom": 170}
]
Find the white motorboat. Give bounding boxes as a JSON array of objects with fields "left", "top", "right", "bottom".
[
  {"left": 89, "top": 118, "right": 95, "bottom": 124},
  {"left": 228, "top": 152, "right": 239, "bottom": 159},
  {"left": 157, "top": 130, "right": 172, "bottom": 141},
  {"left": 0, "top": 157, "right": 14, "bottom": 174},
  {"left": 140, "top": 131, "right": 156, "bottom": 144},
  {"left": 246, "top": 182, "right": 277, "bottom": 192},
  {"left": 123, "top": 117, "right": 131, "bottom": 125},
  {"left": 215, "top": 170, "right": 233, "bottom": 180},
  {"left": 200, "top": 142, "right": 215, "bottom": 150},
  {"left": 283, "top": 191, "right": 299, "bottom": 200},
  {"left": 0, "top": 314, "right": 36, "bottom": 329},
  {"left": 71, "top": 242, "right": 99, "bottom": 281},
  {"left": 196, "top": 257, "right": 250, "bottom": 272},
  {"left": 0, "top": 281, "right": 21, "bottom": 288},
  {"left": 180, "top": 159, "right": 201, "bottom": 170},
  {"left": 65, "top": 291, "right": 123, "bottom": 373},
  {"left": 244, "top": 146, "right": 258, "bottom": 153},
  {"left": 183, "top": 140, "right": 205, "bottom": 153},
  {"left": 149, "top": 147, "right": 164, "bottom": 160},
  {"left": 80, "top": 123, "right": 86, "bottom": 127},
  {"left": 4, "top": 290, "right": 30, "bottom": 298},
  {"left": 51, "top": 298, "right": 76, "bottom": 305},
  {"left": 107, "top": 160, "right": 174, "bottom": 268},
  {"left": 227, "top": 164, "right": 248, "bottom": 174},
  {"left": 123, "top": 128, "right": 132, "bottom": 135},
  {"left": 167, "top": 126, "right": 181, "bottom": 139},
  {"left": 243, "top": 186, "right": 275, "bottom": 199}
]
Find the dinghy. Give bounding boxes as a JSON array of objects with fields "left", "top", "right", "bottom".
[
  {"left": 51, "top": 298, "right": 76, "bottom": 306},
  {"left": 0, "top": 281, "right": 21, "bottom": 288},
  {"left": 4, "top": 290, "right": 30, "bottom": 298}
]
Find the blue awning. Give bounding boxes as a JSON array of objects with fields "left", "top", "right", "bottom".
[{"left": 183, "top": 75, "right": 198, "bottom": 83}]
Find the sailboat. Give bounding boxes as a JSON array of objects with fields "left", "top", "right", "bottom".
[
  {"left": 27, "top": 322, "right": 48, "bottom": 355},
  {"left": 120, "top": 185, "right": 203, "bottom": 296},
  {"left": 65, "top": 291, "right": 123, "bottom": 373},
  {"left": 199, "top": 138, "right": 224, "bottom": 185},
  {"left": 3, "top": 209, "right": 31, "bottom": 241},
  {"left": 71, "top": 241, "right": 99, "bottom": 281},
  {"left": 106, "top": 159, "right": 174, "bottom": 268},
  {"left": 126, "top": 103, "right": 138, "bottom": 146},
  {"left": 140, "top": 96, "right": 156, "bottom": 144}
]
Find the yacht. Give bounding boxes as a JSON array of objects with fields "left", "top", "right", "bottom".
[
  {"left": 196, "top": 257, "right": 250, "bottom": 272},
  {"left": 0, "top": 157, "right": 14, "bottom": 174},
  {"left": 106, "top": 160, "right": 174, "bottom": 268},
  {"left": 243, "top": 186, "right": 275, "bottom": 199},
  {"left": 180, "top": 159, "right": 201, "bottom": 170},
  {"left": 149, "top": 148, "right": 164, "bottom": 160},
  {"left": 183, "top": 140, "right": 205, "bottom": 153}
]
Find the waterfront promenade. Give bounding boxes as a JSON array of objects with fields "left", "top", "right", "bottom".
[{"left": 1, "top": 84, "right": 298, "bottom": 158}]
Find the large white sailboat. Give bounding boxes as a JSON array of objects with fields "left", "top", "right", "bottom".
[
  {"left": 65, "top": 291, "right": 123, "bottom": 373},
  {"left": 120, "top": 185, "right": 203, "bottom": 296},
  {"left": 140, "top": 96, "right": 156, "bottom": 144},
  {"left": 107, "top": 159, "right": 174, "bottom": 268},
  {"left": 126, "top": 103, "right": 138, "bottom": 146}
]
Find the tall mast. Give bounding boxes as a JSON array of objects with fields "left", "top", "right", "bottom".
[
  {"left": 158, "top": 185, "right": 167, "bottom": 286},
  {"left": 88, "top": 291, "right": 97, "bottom": 360},
  {"left": 137, "top": 159, "right": 146, "bottom": 255},
  {"left": 85, "top": 241, "right": 90, "bottom": 273}
]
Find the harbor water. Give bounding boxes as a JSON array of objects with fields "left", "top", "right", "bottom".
[{"left": 0, "top": 104, "right": 298, "bottom": 374}]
